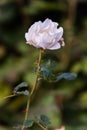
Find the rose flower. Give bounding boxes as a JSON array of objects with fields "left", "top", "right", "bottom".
[{"left": 25, "top": 18, "right": 65, "bottom": 50}]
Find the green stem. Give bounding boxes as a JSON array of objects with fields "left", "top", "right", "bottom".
[
  {"left": 30, "top": 49, "right": 42, "bottom": 96},
  {"left": 21, "top": 49, "right": 43, "bottom": 130},
  {"left": 37, "top": 123, "right": 48, "bottom": 130},
  {"left": 21, "top": 97, "right": 30, "bottom": 130},
  {"left": 25, "top": 97, "right": 30, "bottom": 120}
]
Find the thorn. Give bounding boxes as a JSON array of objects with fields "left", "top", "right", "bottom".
[{"left": 22, "top": 109, "right": 28, "bottom": 113}]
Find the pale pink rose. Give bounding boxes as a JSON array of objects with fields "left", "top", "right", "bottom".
[
  {"left": 25, "top": 18, "right": 65, "bottom": 50},
  {"left": 54, "top": 126, "right": 65, "bottom": 130}
]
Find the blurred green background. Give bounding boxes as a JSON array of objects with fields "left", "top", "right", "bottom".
[{"left": 0, "top": 0, "right": 87, "bottom": 130}]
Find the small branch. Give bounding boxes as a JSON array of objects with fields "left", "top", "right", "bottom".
[{"left": 3, "top": 94, "right": 16, "bottom": 99}]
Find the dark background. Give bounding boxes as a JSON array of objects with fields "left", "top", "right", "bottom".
[{"left": 0, "top": 0, "right": 87, "bottom": 130}]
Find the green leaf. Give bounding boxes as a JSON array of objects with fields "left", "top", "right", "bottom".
[
  {"left": 56, "top": 73, "right": 77, "bottom": 81},
  {"left": 35, "top": 115, "right": 51, "bottom": 127},
  {"left": 16, "top": 90, "right": 29, "bottom": 96},
  {"left": 24, "top": 119, "right": 34, "bottom": 128},
  {"left": 13, "top": 82, "right": 29, "bottom": 96},
  {"left": 14, "top": 82, "right": 28, "bottom": 93},
  {"left": 45, "top": 59, "right": 57, "bottom": 69},
  {"left": 41, "top": 67, "right": 52, "bottom": 79},
  {"left": 40, "top": 115, "right": 51, "bottom": 126}
]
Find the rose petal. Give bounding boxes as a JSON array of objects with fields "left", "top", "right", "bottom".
[
  {"left": 56, "top": 27, "right": 63, "bottom": 41},
  {"left": 47, "top": 42, "right": 61, "bottom": 50},
  {"left": 25, "top": 33, "right": 31, "bottom": 43}
]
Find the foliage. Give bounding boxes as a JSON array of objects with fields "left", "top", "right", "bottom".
[
  {"left": 24, "top": 114, "right": 51, "bottom": 129},
  {"left": 14, "top": 82, "right": 29, "bottom": 96}
]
